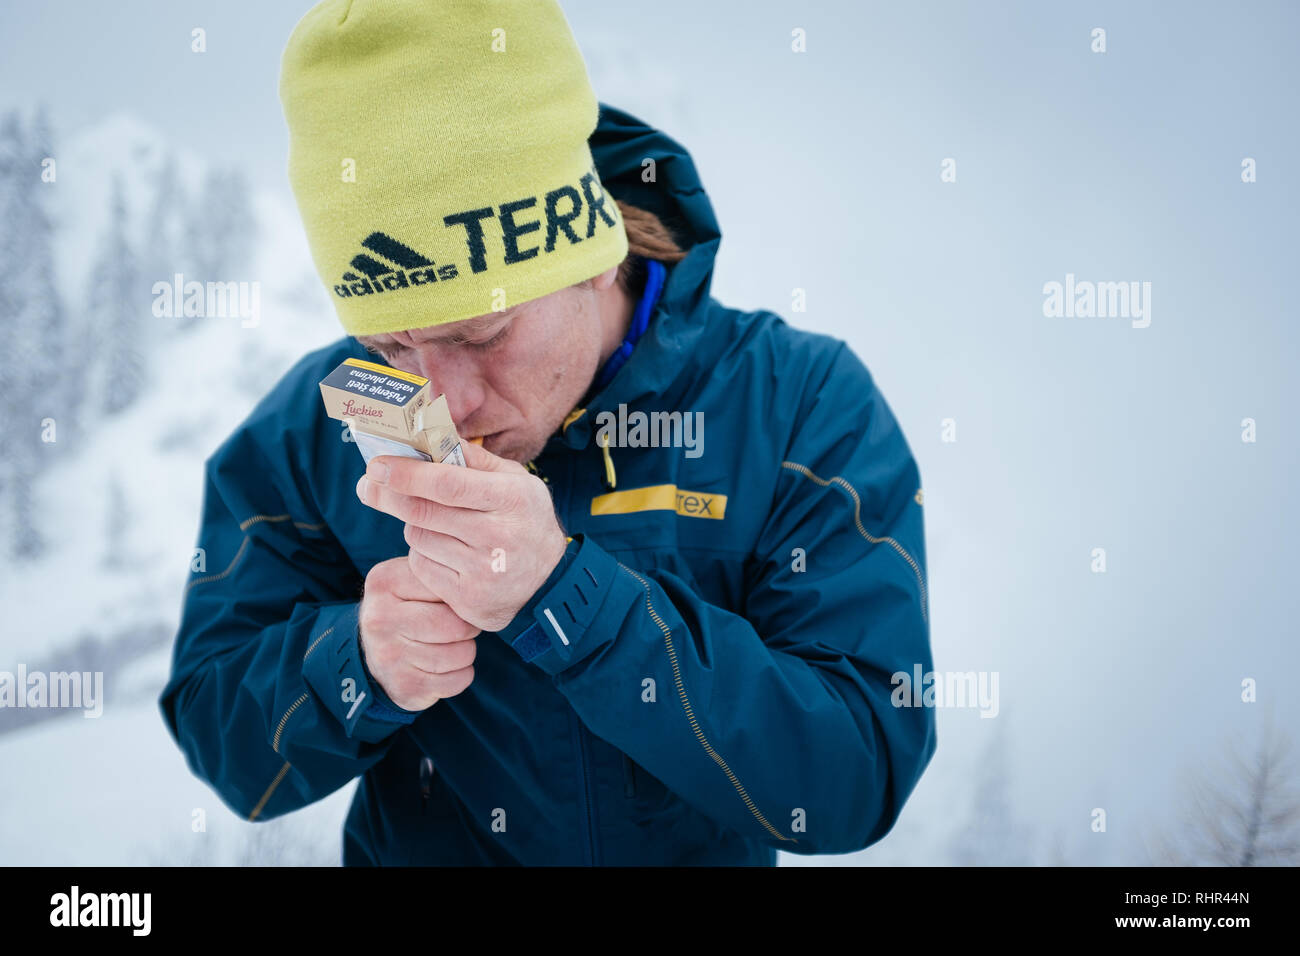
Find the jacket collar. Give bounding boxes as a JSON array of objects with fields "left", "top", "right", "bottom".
[{"left": 551, "top": 103, "right": 723, "bottom": 452}]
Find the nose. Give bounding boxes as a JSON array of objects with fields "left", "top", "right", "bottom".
[{"left": 412, "top": 346, "right": 488, "bottom": 428}]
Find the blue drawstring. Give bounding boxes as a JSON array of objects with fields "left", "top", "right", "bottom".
[{"left": 592, "top": 258, "right": 667, "bottom": 393}]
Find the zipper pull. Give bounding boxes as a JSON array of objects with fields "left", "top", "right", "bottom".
[
  {"left": 419, "top": 756, "right": 434, "bottom": 810},
  {"left": 599, "top": 434, "right": 616, "bottom": 489}
]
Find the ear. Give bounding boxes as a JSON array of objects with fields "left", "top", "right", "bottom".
[{"left": 588, "top": 264, "right": 620, "bottom": 292}]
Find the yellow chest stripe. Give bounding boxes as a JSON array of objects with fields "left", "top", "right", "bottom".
[{"left": 590, "top": 484, "right": 727, "bottom": 520}]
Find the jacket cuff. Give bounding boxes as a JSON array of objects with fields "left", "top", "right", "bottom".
[
  {"left": 358, "top": 631, "right": 426, "bottom": 725},
  {"left": 495, "top": 533, "right": 634, "bottom": 676},
  {"left": 495, "top": 535, "right": 579, "bottom": 645},
  {"left": 301, "top": 603, "right": 418, "bottom": 742}
]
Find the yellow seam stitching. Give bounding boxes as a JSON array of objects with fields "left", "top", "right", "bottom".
[
  {"left": 192, "top": 516, "right": 326, "bottom": 594},
  {"left": 618, "top": 563, "right": 797, "bottom": 845},
  {"left": 272, "top": 694, "right": 309, "bottom": 754},
  {"left": 184, "top": 536, "right": 250, "bottom": 594},
  {"left": 258, "top": 623, "right": 338, "bottom": 815},
  {"left": 221, "top": 514, "right": 329, "bottom": 820},
  {"left": 247, "top": 761, "right": 292, "bottom": 821},
  {"left": 302, "top": 626, "right": 334, "bottom": 662},
  {"left": 237, "top": 513, "right": 327, "bottom": 533},
  {"left": 780, "top": 460, "right": 929, "bottom": 623},
  {"left": 239, "top": 513, "right": 290, "bottom": 531}
]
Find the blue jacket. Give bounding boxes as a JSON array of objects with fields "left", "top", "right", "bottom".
[{"left": 159, "top": 104, "right": 937, "bottom": 865}]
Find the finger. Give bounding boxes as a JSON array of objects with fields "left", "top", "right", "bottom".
[
  {"left": 388, "top": 664, "right": 475, "bottom": 707},
  {"left": 403, "top": 635, "right": 477, "bottom": 675},
  {"left": 423, "top": 664, "right": 475, "bottom": 701},
  {"left": 367, "top": 455, "right": 517, "bottom": 512},
  {"left": 357, "top": 477, "right": 478, "bottom": 540},
  {"left": 387, "top": 597, "right": 479, "bottom": 644},
  {"left": 408, "top": 548, "right": 460, "bottom": 605},
  {"left": 365, "top": 555, "right": 445, "bottom": 604},
  {"left": 404, "top": 523, "right": 478, "bottom": 575},
  {"left": 459, "top": 436, "right": 527, "bottom": 474}
]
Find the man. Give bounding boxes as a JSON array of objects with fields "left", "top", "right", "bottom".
[{"left": 160, "top": 0, "right": 936, "bottom": 866}]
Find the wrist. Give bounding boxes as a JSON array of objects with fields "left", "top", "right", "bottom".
[
  {"left": 357, "top": 623, "right": 425, "bottom": 723},
  {"left": 498, "top": 534, "right": 579, "bottom": 643}
]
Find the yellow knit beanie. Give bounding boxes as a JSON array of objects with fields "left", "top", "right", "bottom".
[{"left": 279, "top": 0, "right": 628, "bottom": 336}]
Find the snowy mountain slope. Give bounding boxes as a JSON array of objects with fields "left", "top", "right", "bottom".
[
  {"left": 0, "top": 111, "right": 352, "bottom": 865},
  {"left": 1, "top": 113, "right": 338, "bottom": 664}
]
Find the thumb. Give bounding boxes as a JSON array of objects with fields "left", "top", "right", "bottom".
[{"left": 459, "top": 434, "right": 521, "bottom": 473}]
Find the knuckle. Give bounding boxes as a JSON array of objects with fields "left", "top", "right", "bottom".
[
  {"left": 370, "top": 637, "right": 398, "bottom": 673},
  {"left": 407, "top": 497, "right": 432, "bottom": 528},
  {"left": 457, "top": 577, "right": 482, "bottom": 608},
  {"left": 365, "top": 559, "right": 394, "bottom": 591},
  {"left": 435, "top": 665, "right": 474, "bottom": 699},
  {"left": 499, "top": 481, "right": 527, "bottom": 513},
  {"left": 395, "top": 669, "right": 433, "bottom": 707},
  {"left": 439, "top": 638, "right": 476, "bottom": 672},
  {"left": 358, "top": 602, "right": 387, "bottom": 641},
  {"left": 444, "top": 470, "right": 470, "bottom": 504},
  {"left": 407, "top": 548, "right": 431, "bottom": 581}
]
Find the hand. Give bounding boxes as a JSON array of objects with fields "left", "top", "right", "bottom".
[
  {"left": 355, "top": 439, "right": 568, "bottom": 633},
  {"left": 357, "top": 555, "right": 480, "bottom": 711}
]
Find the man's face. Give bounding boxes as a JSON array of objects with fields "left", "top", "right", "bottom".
[{"left": 355, "top": 272, "right": 614, "bottom": 464}]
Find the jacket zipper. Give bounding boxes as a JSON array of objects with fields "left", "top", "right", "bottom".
[
  {"left": 568, "top": 707, "right": 598, "bottom": 865},
  {"left": 533, "top": 449, "right": 597, "bottom": 863},
  {"left": 622, "top": 753, "right": 637, "bottom": 797}
]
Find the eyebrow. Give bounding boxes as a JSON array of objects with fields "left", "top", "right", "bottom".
[{"left": 360, "top": 312, "right": 513, "bottom": 350}]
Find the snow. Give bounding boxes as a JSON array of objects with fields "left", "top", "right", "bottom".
[
  {"left": 2, "top": 120, "right": 335, "bottom": 662},
  {"left": 0, "top": 112, "right": 346, "bottom": 865},
  {"left": 0, "top": 657, "right": 354, "bottom": 866}
]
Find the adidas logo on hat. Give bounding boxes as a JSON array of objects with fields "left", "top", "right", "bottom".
[
  {"left": 333, "top": 232, "right": 459, "bottom": 299},
  {"left": 281, "top": 0, "right": 630, "bottom": 334}
]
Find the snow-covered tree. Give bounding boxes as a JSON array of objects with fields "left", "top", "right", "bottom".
[
  {"left": 1149, "top": 715, "right": 1300, "bottom": 866},
  {"left": 185, "top": 167, "right": 257, "bottom": 280},
  {"left": 141, "top": 151, "right": 192, "bottom": 337},
  {"left": 0, "top": 107, "right": 66, "bottom": 558},
  {"left": 102, "top": 471, "right": 128, "bottom": 569},
  {"left": 85, "top": 174, "right": 146, "bottom": 415},
  {"left": 0, "top": 111, "right": 22, "bottom": 550},
  {"left": 948, "top": 722, "right": 1034, "bottom": 865}
]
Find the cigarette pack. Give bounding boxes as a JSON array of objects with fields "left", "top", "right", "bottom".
[{"left": 318, "top": 357, "right": 479, "bottom": 466}]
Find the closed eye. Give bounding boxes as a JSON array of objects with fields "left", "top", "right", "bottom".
[
  {"left": 470, "top": 325, "right": 510, "bottom": 350},
  {"left": 365, "top": 342, "right": 408, "bottom": 361},
  {"left": 456, "top": 320, "right": 512, "bottom": 350}
]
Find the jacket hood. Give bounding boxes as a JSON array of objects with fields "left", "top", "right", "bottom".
[{"left": 548, "top": 103, "right": 724, "bottom": 453}]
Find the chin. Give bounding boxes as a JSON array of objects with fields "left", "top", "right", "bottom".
[
  {"left": 504, "top": 433, "right": 549, "bottom": 464},
  {"left": 483, "top": 432, "right": 523, "bottom": 463}
]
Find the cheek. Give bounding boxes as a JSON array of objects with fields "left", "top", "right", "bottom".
[{"left": 492, "top": 301, "right": 597, "bottom": 405}]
